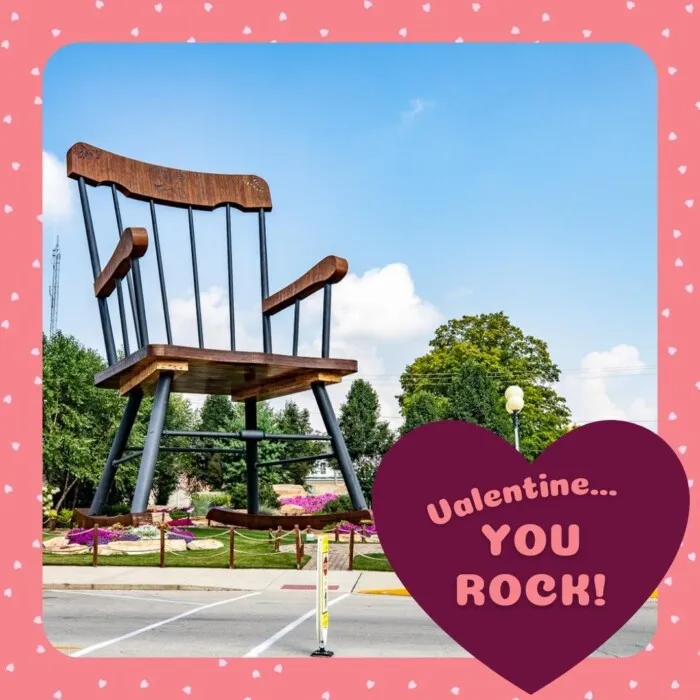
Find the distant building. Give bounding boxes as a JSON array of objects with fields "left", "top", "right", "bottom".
[{"left": 306, "top": 459, "right": 341, "bottom": 482}]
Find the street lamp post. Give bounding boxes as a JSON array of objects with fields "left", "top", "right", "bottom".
[{"left": 505, "top": 385, "right": 525, "bottom": 452}]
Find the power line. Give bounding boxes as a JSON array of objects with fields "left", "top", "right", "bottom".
[{"left": 359, "top": 365, "right": 657, "bottom": 381}]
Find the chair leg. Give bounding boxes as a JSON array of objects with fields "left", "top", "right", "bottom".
[
  {"left": 89, "top": 389, "right": 143, "bottom": 516},
  {"left": 131, "top": 373, "right": 173, "bottom": 514},
  {"left": 311, "top": 382, "right": 368, "bottom": 510},
  {"left": 244, "top": 398, "right": 260, "bottom": 515}
]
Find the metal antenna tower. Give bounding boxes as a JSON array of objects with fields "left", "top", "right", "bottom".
[{"left": 49, "top": 232, "right": 61, "bottom": 337}]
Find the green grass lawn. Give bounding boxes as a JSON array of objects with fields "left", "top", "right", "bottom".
[
  {"left": 352, "top": 552, "right": 393, "bottom": 572},
  {"left": 42, "top": 527, "right": 310, "bottom": 569}
]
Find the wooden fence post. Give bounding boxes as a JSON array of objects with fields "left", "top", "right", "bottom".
[
  {"left": 294, "top": 525, "right": 301, "bottom": 570},
  {"left": 229, "top": 528, "right": 235, "bottom": 569},
  {"left": 275, "top": 526, "right": 282, "bottom": 552},
  {"left": 159, "top": 524, "right": 166, "bottom": 568},
  {"left": 92, "top": 524, "right": 99, "bottom": 567},
  {"left": 348, "top": 527, "right": 355, "bottom": 571},
  {"left": 334, "top": 525, "right": 339, "bottom": 543}
]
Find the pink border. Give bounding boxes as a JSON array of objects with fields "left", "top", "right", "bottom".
[{"left": 1, "top": 0, "right": 698, "bottom": 697}]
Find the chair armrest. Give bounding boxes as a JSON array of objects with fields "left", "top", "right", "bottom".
[
  {"left": 94, "top": 227, "right": 148, "bottom": 299},
  {"left": 262, "top": 255, "right": 348, "bottom": 316}
]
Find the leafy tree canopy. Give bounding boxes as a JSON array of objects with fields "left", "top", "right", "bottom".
[
  {"left": 43, "top": 332, "right": 195, "bottom": 512},
  {"left": 398, "top": 312, "right": 571, "bottom": 460},
  {"left": 339, "top": 379, "right": 394, "bottom": 462}
]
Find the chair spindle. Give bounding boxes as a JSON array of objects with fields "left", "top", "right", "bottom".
[
  {"left": 187, "top": 205, "right": 204, "bottom": 348},
  {"left": 225, "top": 204, "right": 236, "bottom": 351},
  {"left": 292, "top": 299, "right": 300, "bottom": 356},
  {"left": 131, "top": 256, "right": 149, "bottom": 347},
  {"left": 321, "top": 282, "right": 332, "bottom": 358},
  {"left": 77, "top": 177, "right": 117, "bottom": 366},
  {"left": 258, "top": 209, "right": 272, "bottom": 353},
  {"left": 111, "top": 185, "right": 140, "bottom": 350},
  {"left": 149, "top": 200, "right": 173, "bottom": 345}
]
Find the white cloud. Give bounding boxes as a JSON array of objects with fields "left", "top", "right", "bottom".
[
  {"left": 400, "top": 98, "right": 432, "bottom": 123},
  {"left": 306, "top": 262, "right": 442, "bottom": 342},
  {"left": 167, "top": 263, "right": 441, "bottom": 431},
  {"left": 169, "top": 286, "right": 257, "bottom": 352},
  {"left": 42, "top": 151, "right": 76, "bottom": 222},
  {"left": 558, "top": 344, "right": 657, "bottom": 430},
  {"left": 168, "top": 286, "right": 260, "bottom": 411}
]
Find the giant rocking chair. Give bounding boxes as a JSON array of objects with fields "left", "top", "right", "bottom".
[{"left": 67, "top": 142, "right": 371, "bottom": 530}]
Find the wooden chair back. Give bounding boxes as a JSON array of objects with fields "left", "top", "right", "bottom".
[{"left": 67, "top": 142, "right": 274, "bottom": 367}]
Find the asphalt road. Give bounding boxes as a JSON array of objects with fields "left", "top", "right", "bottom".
[{"left": 43, "top": 590, "right": 656, "bottom": 659}]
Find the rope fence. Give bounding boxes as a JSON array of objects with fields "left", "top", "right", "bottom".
[{"left": 42, "top": 522, "right": 388, "bottom": 572}]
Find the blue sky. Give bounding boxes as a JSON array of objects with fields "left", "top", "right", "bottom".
[{"left": 42, "top": 42, "right": 657, "bottom": 430}]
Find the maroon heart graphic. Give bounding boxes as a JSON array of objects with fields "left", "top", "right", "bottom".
[{"left": 372, "top": 420, "right": 689, "bottom": 695}]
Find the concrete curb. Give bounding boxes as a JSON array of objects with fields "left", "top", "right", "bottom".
[{"left": 43, "top": 583, "right": 246, "bottom": 592}]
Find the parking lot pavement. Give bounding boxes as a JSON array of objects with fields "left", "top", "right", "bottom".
[{"left": 43, "top": 590, "right": 657, "bottom": 659}]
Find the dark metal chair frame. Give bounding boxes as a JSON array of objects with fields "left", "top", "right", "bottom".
[{"left": 66, "top": 142, "right": 367, "bottom": 523}]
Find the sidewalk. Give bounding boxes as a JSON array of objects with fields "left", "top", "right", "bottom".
[{"left": 42, "top": 565, "right": 406, "bottom": 595}]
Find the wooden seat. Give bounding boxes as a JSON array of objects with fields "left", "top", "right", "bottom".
[
  {"left": 96, "top": 344, "right": 357, "bottom": 401},
  {"left": 67, "top": 142, "right": 368, "bottom": 521}
]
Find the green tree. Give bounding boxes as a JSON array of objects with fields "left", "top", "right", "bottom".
[
  {"left": 221, "top": 401, "right": 284, "bottom": 509},
  {"left": 43, "top": 331, "right": 196, "bottom": 512},
  {"left": 150, "top": 394, "right": 196, "bottom": 505},
  {"left": 186, "top": 395, "right": 237, "bottom": 490},
  {"left": 398, "top": 312, "right": 571, "bottom": 460},
  {"left": 444, "top": 362, "right": 513, "bottom": 438},
  {"left": 399, "top": 390, "right": 450, "bottom": 436},
  {"left": 275, "top": 401, "right": 324, "bottom": 485},
  {"left": 43, "top": 332, "right": 124, "bottom": 511},
  {"left": 355, "top": 457, "right": 380, "bottom": 507},
  {"left": 339, "top": 379, "right": 395, "bottom": 461}
]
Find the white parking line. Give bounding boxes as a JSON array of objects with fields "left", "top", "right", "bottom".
[
  {"left": 47, "top": 590, "right": 201, "bottom": 606},
  {"left": 243, "top": 593, "right": 351, "bottom": 658},
  {"left": 70, "top": 591, "right": 261, "bottom": 658}
]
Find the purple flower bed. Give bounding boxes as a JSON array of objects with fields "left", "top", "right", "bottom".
[
  {"left": 167, "top": 527, "right": 194, "bottom": 542},
  {"left": 66, "top": 528, "right": 122, "bottom": 546},
  {"left": 169, "top": 517, "right": 194, "bottom": 527},
  {"left": 279, "top": 492, "right": 338, "bottom": 514},
  {"left": 337, "top": 522, "right": 378, "bottom": 536},
  {"left": 118, "top": 531, "right": 140, "bottom": 542}
]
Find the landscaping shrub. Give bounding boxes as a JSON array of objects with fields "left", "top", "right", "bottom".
[
  {"left": 321, "top": 494, "right": 353, "bottom": 514},
  {"left": 261, "top": 485, "right": 280, "bottom": 509},
  {"left": 131, "top": 525, "right": 161, "bottom": 540},
  {"left": 190, "top": 492, "right": 228, "bottom": 516},
  {"left": 229, "top": 483, "right": 280, "bottom": 510},
  {"left": 56, "top": 509, "right": 74, "bottom": 528},
  {"left": 209, "top": 493, "right": 231, "bottom": 507}
]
